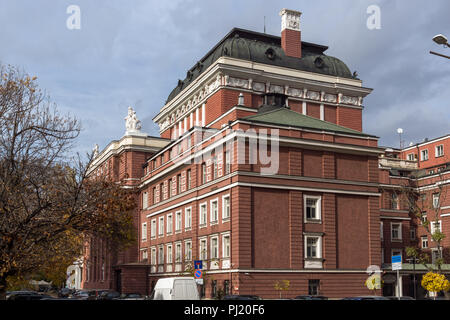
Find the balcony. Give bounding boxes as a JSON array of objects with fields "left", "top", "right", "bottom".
[{"left": 379, "top": 156, "right": 418, "bottom": 170}]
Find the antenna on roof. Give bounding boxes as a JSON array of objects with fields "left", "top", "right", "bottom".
[{"left": 264, "top": 16, "right": 266, "bottom": 33}]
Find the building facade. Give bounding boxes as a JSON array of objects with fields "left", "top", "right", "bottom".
[{"left": 80, "top": 9, "right": 449, "bottom": 299}]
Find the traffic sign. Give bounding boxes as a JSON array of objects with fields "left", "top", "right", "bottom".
[
  {"left": 392, "top": 255, "right": 402, "bottom": 271},
  {"left": 194, "top": 260, "right": 203, "bottom": 270},
  {"left": 194, "top": 269, "right": 202, "bottom": 279}
]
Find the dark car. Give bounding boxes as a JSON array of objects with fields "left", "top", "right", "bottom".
[
  {"left": 223, "top": 295, "right": 263, "bottom": 300},
  {"left": 6, "top": 290, "right": 37, "bottom": 300},
  {"left": 97, "top": 291, "right": 121, "bottom": 300},
  {"left": 293, "top": 295, "right": 328, "bottom": 300},
  {"left": 386, "top": 296, "right": 415, "bottom": 300},
  {"left": 342, "top": 296, "right": 389, "bottom": 300},
  {"left": 72, "top": 290, "right": 96, "bottom": 300},
  {"left": 58, "top": 288, "right": 74, "bottom": 298},
  {"left": 119, "top": 293, "right": 146, "bottom": 300},
  {"left": 8, "top": 293, "right": 54, "bottom": 301}
]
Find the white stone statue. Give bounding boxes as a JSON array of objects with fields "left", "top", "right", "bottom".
[
  {"left": 93, "top": 144, "right": 99, "bottom": 158},
  {"left": 125, "top": 106, "right": 142, "bottom": 133}
]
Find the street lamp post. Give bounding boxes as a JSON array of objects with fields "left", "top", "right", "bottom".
[{"left": 430, "top": 34, "right": 450, "bottom": 59}]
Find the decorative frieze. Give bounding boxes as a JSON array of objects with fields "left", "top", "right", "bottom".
[
  {"left": 340, "top": 95, "right": 359, "bottom": 106},
  {"left": 253, "top": 82, "right": 265, "bottom": 92},
  {"left": 306, "top": 90, "right": 320, "bottom": 101},
  {"left": 269, "top": 84, "right": 284, "bottom": 94}
]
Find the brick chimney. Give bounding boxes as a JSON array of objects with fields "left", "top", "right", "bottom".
[{"left": 279, "top": 9, "right": 302, "bottom": 58}]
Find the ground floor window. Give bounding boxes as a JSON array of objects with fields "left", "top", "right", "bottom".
[
  {"left": 308, "top": 279, "right": 320, "bottom": 296},
  {"left": 223, "top": 280, "right": 230, "bottom": 296},
  {"left": 211, "top": 280, "right": 217, "bottom": 298}
]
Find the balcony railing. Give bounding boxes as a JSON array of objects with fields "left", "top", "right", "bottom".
[{"left": 379, "top": 157, "right": 418, "bottom": 170}]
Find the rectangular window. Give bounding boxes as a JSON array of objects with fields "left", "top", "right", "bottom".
[
  {"left": 199, "top": 238, "right": 207, "bottom": 261},
  {"left": 410, "top": 227, "right": 416, "bottom": 241},
  {"left": 433, "top": 193, "right": 440, "bottom": 209},
  {"left": 308, "top": 280, "right": 320, "bottom": 296},
  {"left": 407, "top": 153, "right": 415, "bottom": 161},
  {"left": 222, "top": 234, "right": 230, "bottom": 258},
  {"left": 141, "top": 222, "right": 147, "bottom": 241},
  {"left": 175, "top": 211, "right": 182, "bottom": 232},
  {"left": 158, "top": 246, "right": 164, "bottom": 265},
  {"left": 421, "top": 236, "right": 428, "bottom": 249},
  {"left": 435, "top": 145, "right": 444, "bottom": 157},
  {"left": 222, "top": 195, "right": 230, "bottom": 220},
  {"left": 151, "top": 247, "right": 156, "bottom": 265},
  {"left": 142, "top": 250, "right": 148, "bottom": 261},
  {"left": 305, "top": 236, "right": 321, "bottom": 259},
  {"left": 213, "top": 156, "right": 218, "bottom": 179},
  {"left": 185, "top": 207, "right": 192, "bottom": 230},
  {"left": 168, "top": 179, "right": 172, "bottom": 197},
  {"left": 304, "top": 196, "right": 321, "bottom": 221},
  {"left": 142, "top": 192, "right": 148, "bottom": 209},
  {"left": 153, "top": 187, "right": 157, "bottom": 204},
  {"left": 225, "top": 150, "right": 231, "bottom": 174},
  {"left": 430, "top": 220, "right": 442, "bottom": 235},
  {"left": 210, "top": 199, "right": 218, "bottom": 223},
  {"left": 421, "top": 212, "right": 427, "bottom": 223},
  {"left": 391, "top": 223, "right": 402, "bottom": 240},
  {"left": 175, "top": 243, "right": 182, "bottom": 263},
  {"left": 199, "top": 203, "right": 207, "bottom": 227},
  {"left": 167, "top": 214, "right": 173, "bottom": 234},
  {"left": 202, "top": 163, "right": 207, "bottom": 184},
  {"left": 391, "top": 193, "right": 399, "bottom": 210},
  {"left": 177, "top": 174, "right": 181, "bottom": 194},
  {"left": 187, "top": 169, "right": 191, "bottom": 190},
  {"left": 151, "top": 219, "right": 156, "bottom": 238},
  {"left": 166, "top": 244, "right": 173, "bottom": 264},
  {"left": 158, "top": 216, "right": 164, "bottom": 236},
  {"left": 185, "top": 240, "right": 192, "bottom": 261},
  {"left": 210, "top": 237, "right": 218, "bottom": 260},
  {"left": 421, "top": 149, "right": 429, "bottom": 161}
]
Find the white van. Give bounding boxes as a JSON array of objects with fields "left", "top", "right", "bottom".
[{"left": 151, "top": 277, "right": 200, "bottom": 300}]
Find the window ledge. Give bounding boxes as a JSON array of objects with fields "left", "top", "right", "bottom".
[{"left": 305, "top": 219, "right": 322, "bottom": 224}]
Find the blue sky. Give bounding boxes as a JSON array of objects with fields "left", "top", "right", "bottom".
[{"left": 0, "top": 0, "right": 449, "bottom": 154}]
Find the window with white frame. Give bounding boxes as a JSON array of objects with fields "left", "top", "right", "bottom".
[
  {"left": 225, "top": 150, "right": 231, "bottom": 174},
  {"left": 175, "top": 211, "right": 182, "bottom": 232},
  {"left": 151, "top": 219, "right": 156, "bottom": 238},
  {"left": 187, "top": 169, "right": 191, "bottom": 190},
  {"left": 210, "top": 199, "right": 218, "bottom": 223},
  {"left": 199, "top": 203, "right": 207, "bottom": 227},
  {"left": 167, "top": 214, "right": 173, "bottom": 234},
  {"left": 150, "top": 247, "right": 156, "bottom": 265},
  {"left": 407, "top": 153, "right": 415, "bottom": 161},
  {"left": 435, "top": 145, "right": 444, "bottom": 157},
  {"left": 143, "top": 192, "right": 148, "bottom": 209},
  {"left": 141, "top": 222, "right": 147, "bottom": 241},
  {"left": 421, "top": 212, "right": 427, "bottom": 223},
  {"left": 432, "top": 249, "right": 442, "bottom": 264},
  {"left": 158, "top": 246, "right": 164, "bottom": 265},
  {"left": 199, "top": 238, "right": 207, "bottom": 261},
  {"left": 158, "top": 217, "right": 164, "bottom": 236},
  {"left": 432, "top": 193, "right": 440, "bottom": 209},
  {"left": 222, "top": 233, "right": 230, "bottom": 258},
  {"left": 222, "top": 195, "right": 230, "bottom": 220},
  {"left": 421, "top": 236, "right": 428, "bottom": 249},
  {"left": 185, "top": 207, "right": 192, "bottom": 230},
  {"left": 421, "top": 149, "right": 429, "bottom": 161},
  {"left": 305, "top": 235, "right": 322, "bottom": 259},
  {"left": 391, "top": 193, "right": 399, "bottom": 210},
  {"left": 142, "top": 249, "right": 148, "bottom": 261},
  {"left": 175, "top": 242, "right": 182, "bottom": 263},
  {"left": 430, "top": 220, "right": 442, "bottom": 235},
  {"left": 304, "top": 196, "right": 321, "bottom": 221},
  {"left": 391, "top": 223, "right": 402, "bottom": 240},
  {"left": 166, "top": 244, "right": 172, "bottom": 264},
  {"left": 210, "top": 236, "right": 219, "bottom": 260},
  {"left": 185, "top": 240, "right": 192, "bottom": 261}
]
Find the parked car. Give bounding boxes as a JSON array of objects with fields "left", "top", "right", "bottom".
[
  {"left": 72, "top": 290, "right": 96, "bottom": 300},
  {"left": 385, "top": 296, "right": 415, "bottom": 300},
  {"left": 58, "top": 288, "right": 74, "bottom": 298},
  {"left": 6, "top": 290, "right": 37, "bottom": 300},
  {"left": 151, "top": 277, "right": 200, "bottom": 300},
  {"left": 342, "top": 296, "right": 389, "bottom": 300},
  {"left": 8, "top": 292, "right": 54, "bottom": 301},
  {"left": 223, "top": 295, "right": 263, "bottom": 300},
  {"left": 293, "top": 295, "right": 328, "bottom": 300},
  {"left": 97, "top": 291, "right": 121, "bottom": 300},
  {"left": 119, "top": 293, "right": 146, "bottom": 300}
]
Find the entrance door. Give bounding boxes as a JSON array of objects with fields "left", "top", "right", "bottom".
[{"left": 115, "top": 270, "right": 122, "bottom": 293}]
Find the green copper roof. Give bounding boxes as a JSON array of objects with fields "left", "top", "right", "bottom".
[
  {"left": 166, "top": 28, "right": 356, "bottom": 104},
  {"left": 242, "top": 107, "right": 376, "bottom": 138}
]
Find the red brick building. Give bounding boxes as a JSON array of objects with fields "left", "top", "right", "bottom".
[{"left": 80, "top": 9, "right": 449, "bottom": 299}]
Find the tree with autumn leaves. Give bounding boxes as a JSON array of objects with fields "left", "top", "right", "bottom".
[{"left": 0, "top": 64, "right": 136, "bottom": 298}]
